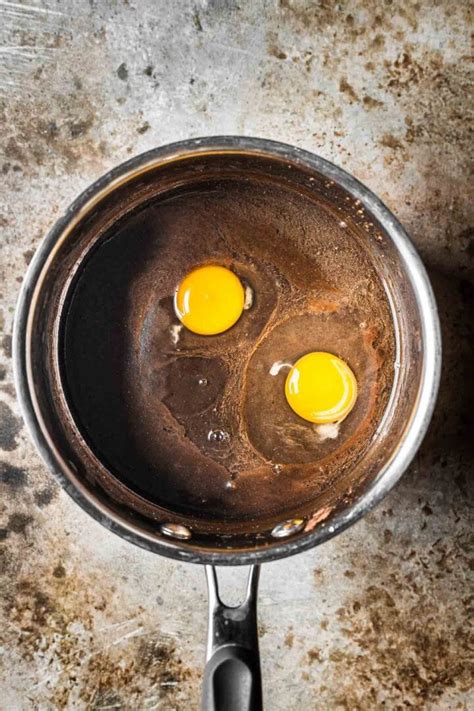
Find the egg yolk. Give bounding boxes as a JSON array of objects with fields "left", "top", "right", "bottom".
[
  {"left": 285, "top": 351, "right": 357, "bottom": 424},
  {"left": 174, "top": 265, "right": 245, "bottom": 335}
]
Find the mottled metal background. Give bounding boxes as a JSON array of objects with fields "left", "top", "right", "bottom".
[{"left": 0, "top": 1, "right": 472, "bottom": 709}]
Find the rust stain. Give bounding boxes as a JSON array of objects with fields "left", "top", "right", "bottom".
[
  {"left": 34, "top": 485, "right": 58, "bottom": 508},
  {"left": 379, "top": 133, "right": 404, "bottom": 150},
  {"left": 7, "top": 512, "right": 34, "bottom": 535},
  {"left": 2, "top": 335, "right": 12, "bottom": 358},
  {"left": 80, "top": 637, "right": 197, "bottom": 710},
  {"left": 0, "top": 401, "right": 22, "bottom": 451},
  {"left": 307, "top": 647, "right": 322, "bottom": 665},
  {"left": 339, "top": 77, "right": 358, "bottom": 103},
  {"left": 321, "top": 537, "right": 473, "bottom": 708},
  {"left": 1, "top": 91, "right": 109, "bottom": 174},
  {"left": 268, "top": 45, "right": 287, "bottom": 61},
  {"left": 1, "top": 563, "right": 199, "bottom": 709},
  {"left": 0, "top": 462, "right": 28, "bottom": 489},
  {"left": 362, "top": 95, "right": 384, "bottom": 109}
]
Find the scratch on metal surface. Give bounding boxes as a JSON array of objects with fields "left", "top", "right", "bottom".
[
  {"left": 110, "top": 626, "right": 146, "bottom": 646},
  {"left": 213, "top": 41, "right": 253, "bottom": 56},
  {"left": 0, "top": 45, "right": 55, "bottom": 55},
  {"left": 96, "top": 615, "right": 142, "bottom": 633},
  {"left": 0, "top": 1, "right": 63, "bottom": 20},
  {"left": 0, "top": 0, "right": 67, "bottom": 93},
  {"left": 145, "top": 701, "right": 162, "bottom": 711},
  {"left": 27, "top": 676, "right": 54, "bottom": 693}
]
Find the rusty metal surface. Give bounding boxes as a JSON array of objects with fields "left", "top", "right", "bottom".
[{"left": 0, "top": 1, "right": 472, "bottom": 709}]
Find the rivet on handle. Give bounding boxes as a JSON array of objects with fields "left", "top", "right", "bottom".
[
  {"left": 160, "top": 522, "right": 192, "bottom": 540},
  {"left": 271, "top": 518, "right": 305, "bottom": 539}
]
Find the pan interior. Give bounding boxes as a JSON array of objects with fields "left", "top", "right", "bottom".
[{"left": 60, "top": 173, "right": 395, "bottom": 529}]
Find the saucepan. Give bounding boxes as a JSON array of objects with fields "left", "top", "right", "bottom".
[{"left": 13, "top": 137, "right": 441, "bottom": 710}]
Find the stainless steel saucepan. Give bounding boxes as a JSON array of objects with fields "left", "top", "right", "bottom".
[{"left": 14, "top": 137, "right": 441, "bottom": 710}]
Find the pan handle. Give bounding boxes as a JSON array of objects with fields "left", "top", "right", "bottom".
[{"left": 201, "top": 565, "right": 262, "bottom": 711}]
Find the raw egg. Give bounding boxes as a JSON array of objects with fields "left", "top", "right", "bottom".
[
  {"left": 175, "top": 265, "right": 245, "bottom": 335},
  {"left": 285, "top": 351, "right": 357, "bottom": 424}
]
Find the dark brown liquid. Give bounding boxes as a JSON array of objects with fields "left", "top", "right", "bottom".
[{"left": 63, "top": 179, "right": 394, "bottom": 521}]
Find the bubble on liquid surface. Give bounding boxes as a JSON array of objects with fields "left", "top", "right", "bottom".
[
  {"left": 198, "top": 377, "right": 208, "bottom": 386},
  {"left": 207, "top": 429, "right": 230, "bottom": 443}
]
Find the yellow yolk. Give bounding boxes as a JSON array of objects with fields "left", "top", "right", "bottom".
[
  {"left": 285, "top": 351, "right": 357, "bottom": 424},
  {"left": 174, "top": 265, "right": 245, "bottom": 335}
]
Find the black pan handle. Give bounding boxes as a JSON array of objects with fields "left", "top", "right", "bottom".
[{"left": 201, "top": 565, "right": 262, "bottom": 711}]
